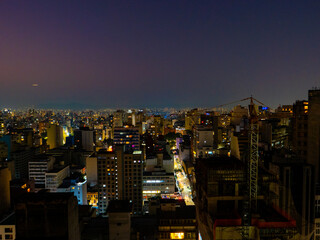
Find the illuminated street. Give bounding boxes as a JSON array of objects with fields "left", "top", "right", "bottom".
[{"left": 174, "top": 155, "right": 194, "bottom": 205}]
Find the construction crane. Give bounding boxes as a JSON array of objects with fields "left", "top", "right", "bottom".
[
  {"left": 242, "top": 97, "right": 260, "bottom": 240},
  {"left": 216, "top": 96, "right": 267, "bottom": 109},
  {"left": 214, "top": 96, "right": 268, "bottom": 240}
]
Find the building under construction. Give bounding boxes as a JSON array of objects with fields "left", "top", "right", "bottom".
[{"left": 195, "top": 156, "right": 299, "bottom": 240}]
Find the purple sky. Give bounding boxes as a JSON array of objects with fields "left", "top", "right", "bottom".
[{"left": 1, "top": 1, "right": 320, "bottom": 109}]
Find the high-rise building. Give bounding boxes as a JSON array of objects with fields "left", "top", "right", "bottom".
[
  {"left": 86, "top": 153, "right": 98, "bottom": 187},
  {"left": 230, "top": 105, "right": 248, "bottom": 126},
  {"left": 113, "top": 110, "right": 124, "bottom": 127},
  {"left": 281, "top": 89, "right": 320, "bottom": 239},
  {"left": 192, "top": 125, "right": 215, "bottom": 161},
  {"left": 156, "top": 199, "right": 197, "bottom": 240},
  {"left": 12, "top": 147, "right": 35, "bottom": 179},
  {"left": 292, "top": 100, "right": 308, "bottom": 161},
  {"left": 97, "top": 145, "right": 143, "bottom": 215},
  {"left": 45, "top": 165, "right": 70, "bottom": 192},
  {"left": 230, "top": 132, "right": 248, "bottom": 160},
  {"left": 142, "top": 171, "right": 175, "bottom": 200},
  {"left": 305, "top": 89, "right": 320, "bottom": 239},
  {"left": 15, "top": 192, "right": 80, "bottom": 240},
  {"left": 46, "top": 124, "right": 63, "bottom": 149},
  {"left": 269, "top": 152, "right": 314, "bottom": 239},
  {"left": 20, "top": 128, "right": 34, "bottom": 148},
  {"left": 28, "top": 155, "right": 55, "bottom": 187},
  {"left": 126, "top": 109, "right": 136, "bottom": 126},
  {"left": 153, "top": 115, "right": 164, "bottom": 137},
  {"left": 185, "top": 109, "right": 200, "bottom": 131},
  {"left": 113, "top": 126, "right": 140, "bottom": 151},
  {"left": 136, "top": 109, "right": 146, "bottom": 124},
  {"left": 74, "top": 127, "right": 94, "bottom": 151},
  {"left": 200, "top": 111, "right": 216, "bottom": 126},
  {"left": 307, "top": 89, "right": 320, "bottom": 183}
]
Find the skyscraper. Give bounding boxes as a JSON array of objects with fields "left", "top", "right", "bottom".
[
  {"left": 97, "top": 145, "right": 143, "bottom": 215},
  {"left": 113, "top": 126, "right": 140, "bottom": 152},
  {"left": 28, "top": 155, "right": 55, "bottom": 187},
  {"left": 307, "top": 89, "right": 320, "bottom": 183},
  {"left": 46, "top": 124, "right": 63, "bottom": 149},
  {"left": 74, "top": 127, "right": 94, "bottom": 152},
  {"left": 292, "top": 100, "right": 308, "bottom": 161}
]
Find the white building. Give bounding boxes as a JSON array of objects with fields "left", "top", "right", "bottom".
[
  {"left": 143, "top": 171, "right": 175, "bottom": 199},
  {"left": 28, "top": 155, "right": 55, "bottom": 186},
  {"left": 74, "top": 128, "right": 94, "bottom": 151},
  {"left": 57, "top": 176, "right": 87, "bottom": 205},
  {"left": 45, "top": 165, "right": 70, "bottom": 192},
  {"left": 192, "top": 125, "right": 215, "bottom": 159}
]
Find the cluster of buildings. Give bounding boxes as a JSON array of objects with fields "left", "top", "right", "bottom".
[{"left": 0, "top": 89, "right": 319, "bottom": 239}]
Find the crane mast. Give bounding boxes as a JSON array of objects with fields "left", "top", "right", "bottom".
[
  {"left": 215, "top": 96, "right": 265, "bottom": 240},
  {"left": 242, "top": 97, "right": 260, "bottom": 240},
  {"left": 248, "top": 97, "right": 259, "bottom": 211}
]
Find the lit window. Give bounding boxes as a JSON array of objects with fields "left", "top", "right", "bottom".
[{"left": 170, "top": 232, "right": 184, "bottom": 239}]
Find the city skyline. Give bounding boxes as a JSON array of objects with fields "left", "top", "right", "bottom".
[
  {"left": 1, "top": 2, "right": 320, "bottom": 239},
  {"left": 1, "top": 1, "right": 320, "bottom": 108}
]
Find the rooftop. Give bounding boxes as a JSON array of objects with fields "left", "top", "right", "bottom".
[
  {"left": 197, "top": 155, "right": 245, "bottom": 170},
  {"left": 212, "top": 201, "right": 296, "bottom": 229},
  {"left": 29, "top": 154, "right": 52, "bottom": 162},
  {"left": 0, "top": 212, "right": 15, "bottom": 225},
  {"left": 197, "top": 156, "right": 277, "bottom": 182},
  {"left": 158, "top": 205, "right": 196, "bottom": 220},
  {"left": 143, "top": 171, "right": 174, "bottom": 176},
  {"left": 47, "top": 165, "right": 69, "bottom": 173},
  {"left": 15, "top": 192, "right": 75, "bottom": 204},
  {"left": 107, "top": 200, "right": 132, "bottom": 213}
]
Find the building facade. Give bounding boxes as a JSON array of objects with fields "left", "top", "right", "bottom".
[
  {"left": 113, "top": 127, "right": 140, "bottom": 151},
  {"left": 45, "top": 165, "right": 70, "bottom": 192},
  {"left": 28, "top": 155, "right": 55, "bottom": 186},
  {"left": 97, "top": 146, "right": 143, "bottom": 215},
  {"left": 143, "top": 171, "right": 175, "bottom": 199}
]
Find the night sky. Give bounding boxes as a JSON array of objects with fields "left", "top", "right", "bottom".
[{"left": 1, "top": 1, "right": 320, "bottom": 109}]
